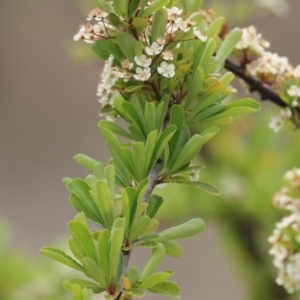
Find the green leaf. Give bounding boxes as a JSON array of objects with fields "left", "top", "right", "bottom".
[
  {"left": 109, "top": 227, "right": 124, "bottom": 279},
  {"left": 155, "top": 218, "right": 205, "bottom": 241},
  {"left": 112, "top": 0, "right": 128, "bottom": 18},
  {"left": 199, "top": 38, "right": 216, "bottom": 67},
  {"left": 184, "top": 67, "right": 204, "bottom": 108},
  {"left": 148, "top": 281, "right": 180, "bottom": 299},
  {"left": 151, "top": 8, "right": 168, "bottom": 42},
  {"left": 68, "top": 221, "right": 98, "bottom": 263},
  {"left": 117, "top": 33, "right": 137, "bottom": 61},
  {"left": 99, "top": 120, "right": 132, "bottom": 139},
  {"left": 126, "top": 267, "right": 139, "bottom": 285},
  {"left": 132, "top": 17, "right": 149, "bottom": 28},
  {"left": 73, "top": 154, "right": 97, "bottom": 171},
  {"left": 71, "top": 285, "right": 89, "bottom": 300},
  {"left": 139, "top": 271, "right": 174, "bottom": 289},
  {"left": 141, "top": 0, "right": 170, "bottom": 17},
  {"left": 94, "top": 180, "right": 114, "bottom": 229},
  {"left": 129, "top": 215, "right": 152, "bottom": 242},
  {"left": 200, "top": 98, "right": 260, "bottom": 123},
  {"left": 139, "top": 244, "right": 166, "bottom": 281},
  {"left": 98, "top": 229, "right": 110, "bottom": 278},
  {"left": 160, "top": 240, "right": 182, "bottom": 257},
  {"left": 132, "top": 142, "right": 147, "bottom": 181},
  {"left": 169, "top": 134, "right": 205, "bottom": 174},
  {"left": 174, "top": 181, "right": 221, "bottom": 195},
  {"left": 81, "top": 257, "right": 106, "bottom": 286},
  {"left": 153, "top": 125, "right": 176, "bottom": 163},
  {"left": 145, "top": 130, "right": 158, "bottom": 173},
  {"left": 67, "top": 179, "right": 103, "bottom": 224},
  {"left": 131, "top": 288, "right": 145, "bottom": 298},
  {"left": 200, "top": 126, "right": 220, "bottom": 142},
  {"left": 155, "top": 95, "right": 170, "bottom": 130},
  {"left": 94, "top": 0, "right": 114, "bottom": 12},
  {"left": 40, "top": 247, "right": 83, "bottom": 271},
  {"left": 107, "top": 13, "right": 124, "bottom": 28},
  {"left": 215, "top": 28, "right": 242, "bottom": 67},
  {"left": 206, "top": 17, "right": 225, "bottom": 38},
  {"left": 69, "top": 237, "right": 86, "bottom": 261},
  {"left": 91, "top": 39, "right": 124, "bottom": 61},
  {"left": 64, "top": 278, "right": 103, "bottom": 291},
  {"left": 146, "top": 195, "right": 164, "bottom": 218},
  {"left": 69, "top": 194, "right": 100, "bottom": 223}
]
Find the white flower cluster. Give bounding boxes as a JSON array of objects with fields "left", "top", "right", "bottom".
[
  {"left": 165, "top": 7, "right": 207, "bottom": 42},
  {"left": 73, "top": 8, "right": 112, "bottom": 43},
  {"left": 236, "top": 26, "right": 300, "bottom": 130},
  {"left": 269, "top": 168, "right": 300, "bottom": 293}
]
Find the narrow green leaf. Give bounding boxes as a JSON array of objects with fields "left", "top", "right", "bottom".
[
  {"left": 139, "top": 271, "right": 174, "bottom": 289},
  {"left": 160, "top": 240, "right": 182, "bottom": 257},
  {"left": 170, "top": 134, "right": 205, "bottom": 174},
  {"left": 69, "top": 194, "right": 100, "bottom": 223},
  {"left": 155, "top": 218, "right": 206, "bottom": 241},
  {"left": 146, "top": 195, "right": 164, "bottom": 218},
  {"left": 67, "top": 179, "right": 103, "bottom": 224},
  {"left": 82, "top": 257, "right": 106, "bottom": 286},
  {"left": 145, "top": 130, "right": 158, "bottom": 173},
  {"left": 139, "top": 244, "right": 166, "bottom": 281},
  {"left": 98, "top": 229, "right": 110, "bottom": 277},
  {"left": 40, "top": 247, "right": 83, "bottom": 271},
  {"left": 129, "top": 215, "right": 152, "bottom": 242},
  {"left": 71, "top": 284, "right": 89, "bottom": 300},
  {"left": 215, "top": 28, "right": 242, "bottom": 66},
  {"left": 69, "top": 237, "right": 86, "bottom": 261},
  {"left": 201, "top": 98, "right": 260, "bottom": 123},
  {"left": 206, "top": 17, "right": 225, "bottom": 38},
  {"left": 126, "top": 267, "right": 139, "bottom": 285},
  {"left": 109, "top": 227, "right": 124, "bottom": 280},
  {"left": 153, "top": 125, "right": 176, "bottom": 163},
  {"left": 64, "top": 278, "right": 102, "bottom": 291},
  {"left": 151, "top": 8, "right": 168, "bottom": 42},
  {"left": 99, "top": 120, "right": 132, "bottom": 139},
  {"left": 117, "top": 33, "right": 137, "bottom": 61},
  {"left": 95, "top": 180, "right": 114, "bottom": 229},
  {"left": 148, "top": 281, "right": 180, "bottom": 299},
  {"left": 174, "top": 181, "right": 221, "bottom": 195},
  {"left": 131, "top": 288, "right": 145, "bottom": 298},
  {"left": 73, "top": 154, "right": 97, "bottom": 171},
  {"left": 132, "top": 142, "right": 147, "bottom": 181},
  {"left": 68, "top": 221, "right": 98, "bottom": 263},
  {"left": 112, "top": 0, "right": 128, "bottom": 18}
]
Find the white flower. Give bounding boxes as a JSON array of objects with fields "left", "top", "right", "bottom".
[
  {"left": 157, "top": 61, "right": 175, "bottom": 78},
  {"left": 157, "top": 37, "right": 166, "bottom": 45},
  {"left": 121, "top": 59, "right": 133, "bottom": 70},
  {"left": 269, "top": 115, "right": 285, "bottom": 132},
  {"left": 162, "top": 51, "right": 174, "bottom": 61},
  {"left": 193, "top": 27, "right": 207, "bottom": 42},
  {"left": 287, "top": 85, "right": 300, "bottom": 97},
  {"left": 167, "top": 7, "right": 182, "bottom": 21},
  {"left": 133, "top": 67, "right": 151, "bottom": 81},
  {"left": 145, "top": 42, "right": 164, "bottom": 56},
  {"left": 235, "top": 26, "right": 270, "bottom": 55},
  {"left": 292, "top": 65, "right": 300, "bottom": 78},
  {"left": 176, "top": 18, "right": 190, "bottom": 32},
  {"left": 134, "top": 55, "right": 152, "bottom": 67}
]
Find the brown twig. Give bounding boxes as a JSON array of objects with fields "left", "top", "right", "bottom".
[{"left": 224, "top": 59, "right": 287, "bottom": 108}]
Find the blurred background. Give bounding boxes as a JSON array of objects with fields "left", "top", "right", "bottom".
[{"left": 1, "top": 0, "right": 300, "bottom": 299}]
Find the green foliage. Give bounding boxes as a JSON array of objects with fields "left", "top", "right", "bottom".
[{"left": 41, "top": 1, "right": 262, "bottom": 299}]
